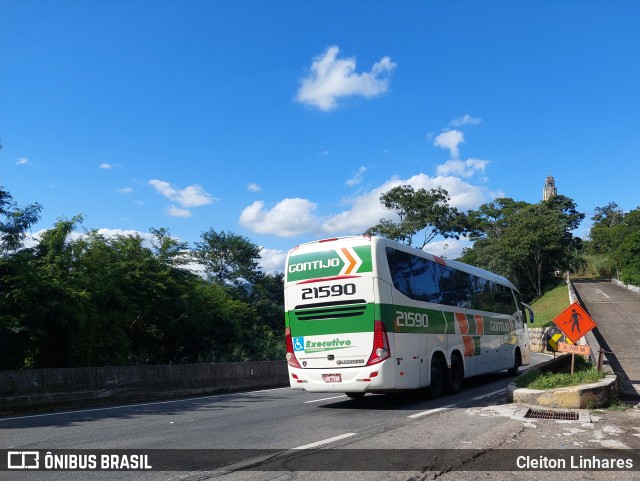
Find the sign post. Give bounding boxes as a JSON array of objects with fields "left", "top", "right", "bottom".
[{"left": 553, "top": 302, "right": 597, "bottom": 374}]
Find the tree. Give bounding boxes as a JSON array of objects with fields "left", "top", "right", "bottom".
[
  {"left": 365, "top": 185, "right": 469, "bottom": 248},
  {"left": 606, "top": 207, "right": 640, "bottom": 283},
  {"left": 588, "top": 202, "right": 627, "bottom": 254},
  {"left": 194, "top": 229, "right": 262, "bottom": 288},
  {"left": 0, "top": 188, "right": 42, "bottom": 367},
  {"left": 0, "top": 188, "right": 42, "bottom": 254},
  {"left": 461, "top": 197, "right": 584, "bottom": 299},
  {"left": 592, "top": 202, "right": 625, "bottom": 228}
]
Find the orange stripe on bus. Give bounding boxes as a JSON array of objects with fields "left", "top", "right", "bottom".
[
  {"left": 455, "top": 312, "right": 469, "bottom": 334},
  {"left": 341, "top": 248, "right": 357, "bottom": 274},
  {"left": 462, "top": 336, "right": 475, "bottom": 357},
  {"left": 475, "top": 315, "right": 484, "bottom": 335}
]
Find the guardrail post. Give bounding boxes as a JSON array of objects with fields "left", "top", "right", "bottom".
[{"left": 597, "top": 348, "right": 604, "bottom": 372}]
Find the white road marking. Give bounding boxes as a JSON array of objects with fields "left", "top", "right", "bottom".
[
  {"left": 304, "top": 395, "right": 347, "bottom": 403},
  {"left": 472, "top": 388, "right": 506, "bottom": 400},
  {"left": 293, "top": 432, "right": 357, "bottom": 449},
  {"left": 408, "top": 404, "right": 456, "bottom": 419},
  {"left": 594, "top": 288, "right": 611, "bottom": 299},
  {"left": 0, "top": 387, "right": 291, "bottom": 422}
]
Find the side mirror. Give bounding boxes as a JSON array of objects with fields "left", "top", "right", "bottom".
[{"left": 521, "top": 302, "right": 534, "bottom": 324}]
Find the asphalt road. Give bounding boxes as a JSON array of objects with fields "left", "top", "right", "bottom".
[
  {"left": 573, "top": 280, "right": 640, "bottom": 398},
  {"left": 2, "top": 352, "right": 640, "bottom": 481}
]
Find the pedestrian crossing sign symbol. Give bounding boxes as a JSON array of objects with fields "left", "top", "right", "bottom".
[{"left": 553, "top": 301, "right": 597, "bottom": 344}]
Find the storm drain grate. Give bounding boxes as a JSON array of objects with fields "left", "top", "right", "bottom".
[{"left": 524, "top": 408, "right": 579, "bottom": 421}]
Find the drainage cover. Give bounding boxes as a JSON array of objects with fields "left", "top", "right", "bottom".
[{"left": 524, "top": 408, "right": 579, "bottom": 421}]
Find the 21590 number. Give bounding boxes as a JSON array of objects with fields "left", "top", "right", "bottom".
[
  {"left": 302, "top": 283, "right": 356, "bottom": 299},
  {"left": 395, "top": 310, "right": 429, "bottom": 328}
]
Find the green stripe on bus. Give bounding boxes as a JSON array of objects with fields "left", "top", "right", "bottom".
[
  {"left": 287, "top": 303, "right": 375, "bottom": 335},
  {"left": 287, "top": 302, "right": 517, "bottom": 336}
]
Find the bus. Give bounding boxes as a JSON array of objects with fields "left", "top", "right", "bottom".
[{"left": 284, "top": 236, "right": 534, "bottom": 399}]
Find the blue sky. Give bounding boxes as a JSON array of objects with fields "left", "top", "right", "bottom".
[{"left": 2, "top": 1, "right": 639, "bottom": 273}]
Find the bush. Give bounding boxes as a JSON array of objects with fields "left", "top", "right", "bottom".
[
  {"left": 515, "top": 356, "right": 604, "bottom": 389},
  {"left": 621, "top": 271, "right": 640, "bottom": 286}
]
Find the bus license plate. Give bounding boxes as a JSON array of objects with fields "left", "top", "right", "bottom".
[{"left": 322, "top": 374, "right": 342, "bottom": 383}]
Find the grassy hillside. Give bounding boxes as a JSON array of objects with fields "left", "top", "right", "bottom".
[{"left": 529, "top": 282, "right": 570, "bottom": 328}]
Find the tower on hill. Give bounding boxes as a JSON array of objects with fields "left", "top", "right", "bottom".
[{"left": 543, "top": 175, "right": 557, "bottom": 200}]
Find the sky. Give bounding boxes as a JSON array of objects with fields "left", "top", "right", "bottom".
[{"left": 2, "top": 1, "right": 639, "bottom": 273}]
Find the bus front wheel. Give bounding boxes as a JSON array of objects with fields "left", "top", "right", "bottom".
[{"left": 508, "top": 349, "right": 522, "bottom": 376}]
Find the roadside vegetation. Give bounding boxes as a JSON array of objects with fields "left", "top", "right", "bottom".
[
  {"left": 515, "top": 356, "right": 604, "bottom": 390},
  {"left": 529, "top": 283, "right": 570, "bottom": 328},
  {"left": 2, "top": 181, "right": 639, "bottom": 370}
]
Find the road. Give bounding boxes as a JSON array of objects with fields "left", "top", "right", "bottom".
[
  {"left": 572, "top": 280, "right": 640, "bottom": 397},
  {"left": 2, "top": 353, "right": 640, "bottom": 481}
]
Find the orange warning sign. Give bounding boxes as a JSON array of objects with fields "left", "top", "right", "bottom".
[
  {"left": 553, "top": 301, "right": 597, "bottom": 344},
  {"left": 557, "top": 342, "right": 591, "bottom": 356}
]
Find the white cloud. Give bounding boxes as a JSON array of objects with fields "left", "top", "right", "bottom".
[
  {"left": 98, "top": 163, "right": 113, "bottom": 169},
  {"left": 247, "top": 183, "right": 261, "bottom": 192},
  {"left": 296, "top": 45, "right": 396, "bottom": 111},
  {"left": 319, "top": 150, "right": 331, "bottom": 156},
  {"left": 117, "top": 187, "right": 133, "bottom": 194},
  {"left": 240, "top": 173, "right": 489, "bottom": 239},
  {"left": 322, "top": 173, "right": 486, "bottom": 233},
  {"left": 167, "top": 205, "right": 193, "bottom": 218},
  {"left": 424, "top": 237, "right": 471, "bottom": 259},
  {"left": 450, "top": 114, "right": 482, "bottom": 127},
  {"left": 239, "top": 198, "right": 318, "bottom": 237},
  {"left": 345, "top": 166, "right": 367, "bottom": 187},
  {"left": 16, "top": 157, "right": 29, "bottom": 166},
  {"left": 259, "top": 247, "right": 287, "bottom": 274},
  {"left": 436, "top": 159, "right": 489, "bottom": 178},
  {"left": 434, "top": 130, "right": 464, "bottom": 159},
  {"left": 148, "top": 179, "right": 216, "bottom": 207}
]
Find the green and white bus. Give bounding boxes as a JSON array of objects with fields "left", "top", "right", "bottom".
[{"left": 284, "top": 236, "right": 534, "bottom": 399}]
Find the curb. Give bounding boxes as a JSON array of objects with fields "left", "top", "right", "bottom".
[{"left": 506, "top": 374, "right": 618, "bottom": 409}]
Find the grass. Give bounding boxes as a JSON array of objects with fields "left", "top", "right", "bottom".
[
  {"left": 529, "top": 282, "right": 570, "bottom": 328},
  {"left": 515, "top": 356, "right": 605, "bottom": 389}
]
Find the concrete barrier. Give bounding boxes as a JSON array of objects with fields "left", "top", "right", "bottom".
[{"left": 0, "top": 361, "right": 289, "bottom": 414}]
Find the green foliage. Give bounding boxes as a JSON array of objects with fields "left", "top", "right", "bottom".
[
  {"left": 461, "top": 196, "right": 584, "bottom": 299},
  {"left": 586, "top": 205, "right": 640, "bottom": 284},
  {"left": 364, "top": 185, "right": 469, "bottom": 248},
  {"left": 0, "top": 191, "right": 285, "bottom": 369},
  {"left": 0, "top": 188, "right": 42, "bottom": 254},
  {"left": 529, "top": 283, "right": 569, "bottom": 328},
  {"left": 515, "top": 357, "right": 604, "bottom": 389},
  {"left": 571, "top": 253, "right": 614, "bottom": 279}
]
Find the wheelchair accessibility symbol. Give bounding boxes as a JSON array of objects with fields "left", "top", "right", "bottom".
[{"left": 293, "top": 336, "right": 304, "bottom": 352}]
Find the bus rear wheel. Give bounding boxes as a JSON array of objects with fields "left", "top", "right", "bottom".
[
  {"left": 445, "top": 354, "right": 464, "bottom": 395},
  {"left": 425, "top": 355, "right": 445, "bottom": 399}
]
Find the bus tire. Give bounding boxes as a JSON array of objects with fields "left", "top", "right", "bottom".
[
  {"left": 425, "top": 355, "right": 445, "bottom": 399},
  {"left": 508, "top": 349, "right": 522, "bottom": 376},
  {"left": 345, "top": 392, "right": 365, "bottom": 400},
  {"left": 445, "top": 353, "right": 464, "bottom": 395}
]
